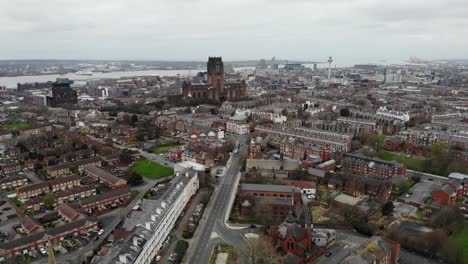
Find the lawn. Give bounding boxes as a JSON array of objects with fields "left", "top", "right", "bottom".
[
  {"left": 2, "top": 122, "right": 30, "bottom": 130},
  {"left": 132, "top": 160, "right": 174, "bottom": 179},
  {"left": 452, "top": 223, "right": 468, "bottom": 264},
  {"left": 377, "top": 151, "right": 427, "bottom": 171},
  {"left": 11, "top": 197, "right": 25, "bottom": 211}
]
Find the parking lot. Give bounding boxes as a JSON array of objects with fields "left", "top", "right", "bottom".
[{"left": 400, "top": 179, "right": 439, "bottom": 206}]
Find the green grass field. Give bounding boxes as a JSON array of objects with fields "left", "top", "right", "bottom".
[
  {"left": 452, "top": 223, "right": 468, "bottom": 263},
  {"left": 377, "top": 150, "right": 427, "bottom": 171},
  {"left": 2, "top": 122, "right": 30, "bottom": 130},
  {"left": 133, "top": 160, "right": 174, "bottom": 179}
]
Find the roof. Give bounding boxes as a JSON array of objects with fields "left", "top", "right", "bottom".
[
  {"left": 17, "top": 181, "right": 50, "bottom": 194},
  {"left": 57, "top": 203, "right": 84, "bottom": 221},
  {"left": 281, "top": 180, "right": 316, "bottom": 190},
  {"left": 84, "top": 165, "right": 125, "bottom": 186},
  {"left": 308, "top": 167, "right": 325, "bottom": 177},
  {"left": 334, "top": 193, "right": 363, "bottom": 206},
  {"left": 0, "top": 232, "right": 47, "bottom": 250},
  {"left": 21, "top": 216, "right": 43, "bottom": 234},
  {"left": 448, "top": 172, "right": 468, "bottom": 180},
  {"left": 80, "top": 187, "right": 130, "bottom": 206},
  {"left": 0, "top": 175, "right": 27, "bottom": 184},
  {"left": 240, "top": 183, "right": 297, "bottom": 193},
  {"left": 246, "top": 159, "right": 300, "bottom": 171},
  {"left": 49, "top": 175, "right": 80, "bottom": 186},
  {"left": 47, "top": 217, "right": 97, "bottom": 237}
]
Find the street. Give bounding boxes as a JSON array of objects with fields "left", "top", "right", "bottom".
[{"left": 186, "top": 134, "right": 251, "bottom": 264}]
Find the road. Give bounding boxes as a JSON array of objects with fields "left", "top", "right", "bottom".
[
  {"left": 186, "top": 134, "right": 251, "bottom": 264},
  {"left": 406, "top": 169, "right": 448, "bottom": 184}
]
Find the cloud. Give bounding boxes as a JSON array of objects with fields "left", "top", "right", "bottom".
[{"left": 0, "top": 0, "right": 466, "bottom": 62}]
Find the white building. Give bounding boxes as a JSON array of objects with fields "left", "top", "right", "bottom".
[
  {"left": 94, "top": 171, "right": 199, "bottom": 264},
  {"left": 376, "top": 106, "right": 410, "bottom": 122},
  {"left": 226, "top": 121, "right": 250, "bottom": 135},
  {"left": 312, "top": 229, "right": 336, "bottom": 248}
]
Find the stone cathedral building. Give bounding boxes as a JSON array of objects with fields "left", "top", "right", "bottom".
[{"left": 181, "top": 57, "right": 247, "bottom": 102}]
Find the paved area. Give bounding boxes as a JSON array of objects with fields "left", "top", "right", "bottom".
[
  {"left": 393, "top": 202, "right": 418, "bottom": 219},
  {"left": 0, "top": 200, "right": 16, "bottom": 222},
  {"left": 186, "top": 134, "right": 251, "bottom": 264},
  {"left": 400, "top": 179, "right": 439, "bottom": 206},
  {"left": 24, "top": 171, "right": 43, "bottom": 183}
]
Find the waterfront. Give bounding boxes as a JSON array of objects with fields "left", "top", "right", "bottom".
[{"left": 0, "top": 69, "right": 203, "bottom": 88}]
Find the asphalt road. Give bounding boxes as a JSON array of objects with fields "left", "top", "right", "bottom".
[{"left": 186, "top": 135, "right": 251, "bottom": 264}]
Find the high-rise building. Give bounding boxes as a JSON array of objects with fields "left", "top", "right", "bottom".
[{"left": 46, "top": 79, "right": 78, "bottom": 108}]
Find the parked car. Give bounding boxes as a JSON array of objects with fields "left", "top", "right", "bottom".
[
  {"left": 39, "top": 247, "right": 47, "bottom": 256},
  {"left": 98, "top": 229, "right": 105, "bottom": 235}
]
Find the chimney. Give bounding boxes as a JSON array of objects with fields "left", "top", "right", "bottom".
[
  {"left": 151, "top": 214, "right": 156, "bottom": 221},
  {"left": 161, "top": 202, "right": 167, "bottom": 208},
  {"left": 145, "top": 222, "right": 151, "bottom": 230},
  {"left": 176, "top": 172, "right": 180, "bottom": 177},
  {"left": 156, "top": 208, "right": 162, "bottom": 214},
  {"left": 185, "top": 172, "right": 189, "bottom": 178},
  {"left": 133, "top": 237, "right": 139, "bottom": 247}
]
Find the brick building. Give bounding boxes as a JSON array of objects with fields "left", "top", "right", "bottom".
[
  {"left": 179, "top": 57, "right": 247, "bottom": 102},
  {"left": 432, "top": 180, "right": 463, "bottom": 207},
  {"left": 0, "top": 175, "right": 28, "bottom": 190},
  {"left": 84, "top": 165, "right": 127, "bottom": 189},
  {"left": 269, "top": 212, "right": 313, "bottom": 258},
  {"left": 342, "top": 153, "right": 406, "bottom": 179}
]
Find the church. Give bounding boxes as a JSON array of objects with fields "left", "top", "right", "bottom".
[{"left": 181, "top": 57, "right": 247, "bottom": 102}]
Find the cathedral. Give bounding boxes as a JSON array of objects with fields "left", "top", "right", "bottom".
[{"left": 181, "top": 57, "right": 247, "bottom": 102}]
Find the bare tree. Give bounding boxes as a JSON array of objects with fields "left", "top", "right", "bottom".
[
  {"left": 240, "top": 236, "right": 281, "bottom": 264},
  {"left": 254, "top": 198, "right": 274, "bottom": 225}
]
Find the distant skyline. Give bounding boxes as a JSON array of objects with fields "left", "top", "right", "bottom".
[{"left": 1, "top": 0, "right": 467, "bottom": 65}]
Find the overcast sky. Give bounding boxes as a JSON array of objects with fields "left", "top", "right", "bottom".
[{"left": 0, "top": 0, "right": 467, "bottom": 64}]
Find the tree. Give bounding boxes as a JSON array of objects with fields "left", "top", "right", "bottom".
[
  {"left": 226, "top": 138, "right": 237, "bottom": 153},
  {"left": 254, "top": 198, "right": 274, "bottom": 225},
  {"left": 428, "top": 142, "right": 450, "bottom": 175},
  {"left": 430, "top": 206, "right": 464, "bottom": 231},
  {"left": 131, "top": 114, "right": 138, "bottom": 125},
  {"left": 244, "top": 236, "right": 281, "bottom": 264},
  {"left": 43, "top": 195, "right": 56, "bottom": 209},
  {"left": 382, "top": 201, "right": 394, "bottom": 216},
  {"left": 119, "top": 151, "right": 133, "bottom": 164},
  {"left": 289, "top": 168, "right": 308, "bottom": 180},
  {"left": 366, "top": 134, "right": 386, "bottom": 152},
  {"left": 127, "top": 171, "right": 143, "bottom": 185}
]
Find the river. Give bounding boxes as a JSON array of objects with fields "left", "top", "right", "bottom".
[{"left": 0, "top": 69, "right": 203, "bottom": 88}]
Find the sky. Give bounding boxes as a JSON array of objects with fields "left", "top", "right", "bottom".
[{"left": 0, "top": 0, "right": 467, "bottom": 64}]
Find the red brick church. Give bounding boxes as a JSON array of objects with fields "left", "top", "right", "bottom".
[
  {"left": 270, "top": 211, "right": 313, "bottom": 258},
  {"left": 181, "top": 57, "right": 247, "bottom": 102}
]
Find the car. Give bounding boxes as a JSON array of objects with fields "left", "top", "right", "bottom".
[
  {"left": 250, "top": 224, "right": 257, "bottom": 229},
  {"left": 325, "top": 252, "right": 332, "bottom": 257},
  {"left": 98, "top": 229, "right": 105, "bottom": 235},
  {"left": 405, "top": 194, "right": 411, "bottom": 198},
  {"left": 169, "top": 253, "right": 179, "bottom": 261},
  {"left": 155, "top": 255, "right": 161, "bottom": 262},
  {"left": 39, "top": 247, "right": 47, "bottom": 256}
]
